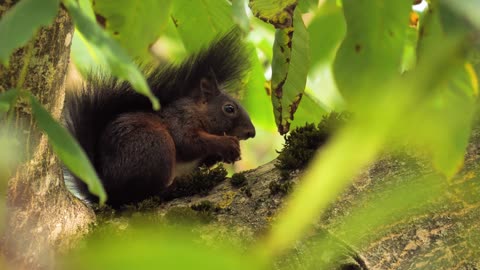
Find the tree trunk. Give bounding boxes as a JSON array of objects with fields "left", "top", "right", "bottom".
[{"left": 0, "top": 4, "right": 94, "bottom": 269}]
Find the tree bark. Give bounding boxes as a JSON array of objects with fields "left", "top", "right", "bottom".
[
  {"left": 0, "top": 4, "right": 94, "bottom": 269},
  {"left": 118, "top": 129, "right": 480, "bottom": 270}
]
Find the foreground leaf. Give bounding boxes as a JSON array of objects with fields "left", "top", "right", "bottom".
[
  {"left": 333, "top": 0, "right": 411, "bottom": 106},
  {"left": 63, "top": 0, "right": 159, "bottom": 110},
  {"left": 242, "top": 46, "right": 274, "bottom": 130},
  {"left": 442, "top": 0, "right": 480, "bottom": 29},
  {"left": 0, "top": 0, "right": 59, "bottom": 65},
  {"left": 308, "top": 0, "right": 346, "bottom": 67},
  {"left": 258, "top": 31, "right": 468, "bottom": 261},
  {"left": 93, "top": 0, "right": 172, "bottom": 60},
  {"left": 65, "top": 225, "right": 261, "bottom": 270},
  {"left": 29, "top": 94, "right": 106, "bottom": 204},
  {"left": 411, "top": 3, "right": 478, "bottom": 178},
  {"left": 0, "top": 89, "right": 19, "bottom": 113},
  {"left": 171, "top": 0, "right": 234, "bottom": 52}
]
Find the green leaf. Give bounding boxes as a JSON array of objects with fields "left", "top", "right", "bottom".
[
  {"left": 0, "top": 0, "right": 60, "bottom": 65},
  {"left": 258, "top": 37, "right": 468, "bottom": 260},
  {"left": 69, "top": 0, "right": 98, "bottom": 72},
  {"left": 442, "top": 0, "right": 480, "bottom": 29},
  {"left": 93, "top": 0, "right": 172, "bottom": 60},
  {"left": 290, "top": 93, "right": 327, "bottom": 129},
  {"left": 408, "top": 63, "right": 478, "bottom": 179},
  {"left": 271, "top": 8, "right": 310, "bottom": 134},
  {"left": 29, "top": 94, "right": 106, "bottom": 204},
  {"left": 308, "top": 1, "right": 346, "bottom": 68},
  {"left": 432, "top": 64, "right": 477, "bottom": 177},
  {"left": 0, "top": 89, "right": 19, "bottom": 113},
  {"left": 65, "top": 226, "right": 261, "bottom": 270},
  {"left": 242, "top": 45, "right": 274, "bottom": 130},
  {"left": 171, "top": 0, "right": 235, "bottom": 53},
  {"left": 333, "top": 0, "right": 411, "bottom": 106},
  {"left": 70, "top": 28, "right": 98, "bottom": 74},
  {"left": 232, "top": 0, "right": 250, "bottom": 32},
  {"left": 412, "top": 2, "right": 477, "bottom": 178},
  {"left": 63, "top": 0, "right": 159, "bottom": 110},
  {"left": 400, "top": 20, "right": 419, "bottom": 72},
  {"left": 297, "top": 0, "right": 318, "bottom": 13},
  {"left": 417, "top": 2, "right": 444, "bottom": 59},
  {"left": 248, "top": 0, "right": 297, "bottom": 28}
]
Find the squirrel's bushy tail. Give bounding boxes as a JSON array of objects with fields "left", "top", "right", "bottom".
[
  {"left": 148, "top": 28, "right": 251, "bottom": 102},
  {"left": 63, "top": 29, "right": 250, "bottom": 203},
  {"left": 64, "top": 79, "right": 150, "bottom": 202}
]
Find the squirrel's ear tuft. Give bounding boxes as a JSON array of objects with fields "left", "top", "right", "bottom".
[{"left": 200, "top": 77, "right": 220, "bottom": 99}]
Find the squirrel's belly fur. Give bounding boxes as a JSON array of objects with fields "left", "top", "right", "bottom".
[
  {"left": 173, "top": 159, "right": 201, "bottom": 179},
  {"left": 63, "top": 29, "right": 255, "bottom": 208}
]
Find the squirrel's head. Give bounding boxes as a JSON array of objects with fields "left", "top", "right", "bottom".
[{"left": 197, "top": 77, "right": 256, "bottom": 140}]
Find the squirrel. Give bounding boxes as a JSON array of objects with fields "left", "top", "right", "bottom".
[{"left": 63, "top": 29, "right": 256, "bottom": 208}]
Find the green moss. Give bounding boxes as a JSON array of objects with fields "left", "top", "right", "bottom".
[
  {"left": 276, "top": 112, "right": 350, "bottom": 176},
  {"left": 164, "top": 164, "right": 228, "bottom": 200},
  {"left": 121, "top": 196, "right": 163, "bottom": 213},
  {"left": 269, "top": 180, "right": 294, "bottom": 195},
  {"left": 91, "top": 165, "right": 227, "bottom": 218},
  {"left": 164, "top": 206, "right": 214, "bottom": 225},
  {"left": 230, "top": 172, "right": 247, "bottom": 188},
  {"left": 191, "top": 200, "right": 218, "bottom": 212}
]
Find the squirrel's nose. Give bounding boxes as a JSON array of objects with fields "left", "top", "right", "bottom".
[{"left": 245, "top": 128, "right": 255, "bottom": 139}]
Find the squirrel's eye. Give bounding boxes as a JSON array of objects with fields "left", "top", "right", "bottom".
[{"left": 223, "top": 104, "right": 235, "bottom": 114}]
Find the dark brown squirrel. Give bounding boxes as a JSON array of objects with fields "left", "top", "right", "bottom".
[{"left": 63, "top": 29, "right": 255, "bottom": 208}]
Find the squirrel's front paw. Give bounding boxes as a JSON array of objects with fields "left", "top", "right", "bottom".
[{"left": 220, "top": 136, "right": 240, "bottom": 163}]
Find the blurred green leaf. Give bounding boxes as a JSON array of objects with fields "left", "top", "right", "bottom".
[
  {"left": 411, "top": 3, "right": 478, "bottom": 178},
  {"left": 29, "top": 94, "right": 106, "bottom": 205},
  {"left": 417, "top": 1, "right": 444, "bottom": 59},
  {"left": 311, "top": 173, "right": 447, "bottom": 268},
  {"left": 408, "top": 63, "right": 478, "bottom": 178},
  {"left": 290, "top": 93, "right": 327, "bottom": 129},
  {"left": 70, "top": 30, "right": 97, "bottom": 73},
  {"left": 242, "top": 45, "right": 275, "bottom": 130},
  {"left": 0, "top": 88, "right": 19, "bottom": 113},
  {"left": 442, "top": 0, "right": 480, "bottom": 29},
  {"left": 0, "top": 132, "right": 20, "bottom": 233},
  {"left": 69, "top": 0, "right": 98, "bottom": 72},
  {"left": 64, "top": 226, "right": 261, "bottom": 270},
  {"left": 401, "top": 23, "right": 418, "bottom": 72},
  {"left": 258, "top": 31, "right": 468, "bottom": 260},
  {"left": 0, "top": 0, "right": 59, "bottom": 65},
  {"left": 438, "top": 1, "right": 475, "bottom": 37},
  {"left": 232, "top": 0, "right": 250, "bottom": 32},
  {"left": 308, "top": 1, "right": 346, "bottom": 68},
  {"left": 63, "top": 0, "right": 159, "bottom": 110},
  {"left": 297, "top": 0, "right": 318, "bottom": 13},
  {"left": 333, "top": 0, "right": 411, "bottom": 106},
  {"left": 271, "top": 8, "right": 310, "bottom": 134},
  {"left": 0, "top": 130, "right": 21, "bottom": 183},
  {"left": 93, "top": 0, "right": 172, "bottom": 60},
  {"left": 171, "top": 0, "right": 235, "bottom": 52}
]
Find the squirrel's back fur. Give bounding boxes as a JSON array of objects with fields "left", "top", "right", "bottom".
[{"left": 64, "top": 29, "right": 252, "bottom": 205}]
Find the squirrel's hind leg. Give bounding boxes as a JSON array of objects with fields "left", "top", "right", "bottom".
[{"left": 98, "top": 112, "right": 176, "bottom": 207}]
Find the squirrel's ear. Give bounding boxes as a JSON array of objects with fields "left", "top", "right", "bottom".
[{"left": 199, "top": 77, "right": 220, "bottom": 99}]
